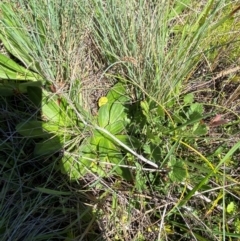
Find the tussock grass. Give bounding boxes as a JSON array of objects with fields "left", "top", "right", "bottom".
[{"left": 1, "top": 0, "right": 240, "bottom": 240}]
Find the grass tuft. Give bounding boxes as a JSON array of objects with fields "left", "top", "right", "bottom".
[{"left": 1, "top": 0, "right": 240, "bottom": 240}]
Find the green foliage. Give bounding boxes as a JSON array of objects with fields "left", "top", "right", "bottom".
[
  {"left": 77, "top": 82, "right": 134, "bottom": 181},
  {"left": 129, "top": 94, "right": 210, "bottom": 182},
  {"left": 0, "top": 0, "right": 89, "bottom": 82},
  {"left": 0, "top": 2, "right": 46, "bottom": 77},
  {"left": 0, "top": 53, "right": 43, "bottom": 81},
  {"left": 16, "top": 87, "right": 74, "bottom": 156},
  {"left": 226, "top": 201, "right": 236, "bottom": 214},
  {"left": 13, "top": 82, "right": 135, "bottom": 181},
  {"left": 1, "top": 1, "right": 240, "bottom": 240},
  {"left": 235, "top": 219, "right": 240, "bottom": 234},
  {"left": 168, "top": 158, "right": 187, "bottom": 182},
  {"left": 226, "top": 201, "right": 240, "bottom": 235},
  {"left": 92, "top": 0, "right": 212, "bottom": 103},
  {"left": 205, "top": 3, "right": 240, "bottom": 62}
]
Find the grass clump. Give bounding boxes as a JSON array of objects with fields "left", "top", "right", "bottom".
[{"left": 1, "top": 0, "right": 240, "bottom": 240}]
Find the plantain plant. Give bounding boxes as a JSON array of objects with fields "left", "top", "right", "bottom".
[{"left": 0, "top": 1, "right": 137, "bottom": 181}]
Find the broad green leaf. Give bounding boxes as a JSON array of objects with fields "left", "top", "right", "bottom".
[
  {"left": 27, "top": 86, "right": 42, "bottom": 108},
  {"left": 98, "top": 102, "right": 110, "bottom": 127},
  {"left": 106, "top": 82, "right": 129, "bottom": 103},
  {"left": 109, "top": 103, "right": 125, "bottom": 124},
  {"left": 172, "top": 113, "right": 185, "bottom": 124},
  {"left": 56, "top": 96, "right": 77, "bottom": 125},
  {"left": 42, "top": 122, "right": 61, "bottom": 133},
  {"left": 41, "top": 93, "right": 70, "bottom": 126},
  {"left": 105, "top": 120, "right": 125, "bottom": 134},
  {"left": 92, "top": 128, "right": 140, "bottom": 149},
  {"left": 143, "top": 144, "right": 151, "bottom": 155},
  {"left": 18, "top": 81, "right": 42, "bottom": 93},
  {"left": 90, "top": 136, "right": 118, "bottom": 155},
  {"left": 77, "top": 140, "right": 96, "bottom": 172},
  {"left": 188, "top": 111, "right": 202, "bottom": 121},
  {"left": 59, "top": 153, "right": 86, "bottom": 180},
  {"left": 90, "top": 135, "right": 101, "bottom": 146},
  {"left": 16, "top": 121, "right": 54, "bottom": 138},
  {"left": 98, "top": 137, "right": 119, "bottom": 154},
  {"left": 151, "top": 145, "right": 162, "bottom": 161},
  {"left": 34, "top": 136, "right": 63, "bottom": 156},
  {"left": 0, "top": 53, "right": 42, "bottom": 81},
  {"left": 91, "top": 129, "right": 105, "bottom": 139},
  {"left": 75, "top": 101, "right": 93, "bottom": 123},
  {"left": 98, "top": 82, "right": 128, "bottom": 127}
]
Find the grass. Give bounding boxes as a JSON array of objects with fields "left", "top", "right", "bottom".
[{"left": 1, "top": 0, "right": 240, "bottom": 240}]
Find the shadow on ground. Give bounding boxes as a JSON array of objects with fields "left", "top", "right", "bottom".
[{"left": 0, "top": 83, "right": 104, "bottom": 240}]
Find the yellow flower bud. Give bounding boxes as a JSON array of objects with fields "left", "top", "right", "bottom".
[{"left": 98, "top": 96, "right": 108, "bottom": 107}]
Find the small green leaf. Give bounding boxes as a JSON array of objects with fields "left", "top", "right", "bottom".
[
  {"left": 184, "top": 93, "right": 194, "bottom": 104},
  {"left": 143, "top": 144, "right": 151, "bottom": 155},
  {"left": 157, "top": 105, "right": 165, "bottom": 118},
  {"left": 140, "top": 100, "right": 149, "bottom": 115},
  {"left": 190, "top": 103, "right": 204, "bottom": 115},
  {"left": 227, "top": 202, "right": 235, "bottom": 214},
  {"left": 193, "top": 123, "right": 208, "bottom": 136},
  {"left": 173, "top": 113, "right": 185, "bottom": 124},
  {"left": 168, "top": 158, "right": 187, "bottom": 182}
]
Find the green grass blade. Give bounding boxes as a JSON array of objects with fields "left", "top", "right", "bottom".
[{"left": 176, "top": 141, "right": 240, "bottom": 208}]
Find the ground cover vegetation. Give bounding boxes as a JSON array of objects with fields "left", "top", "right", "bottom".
[{"left": 0, "top": 0, "right": 240, "bottom": 240}]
